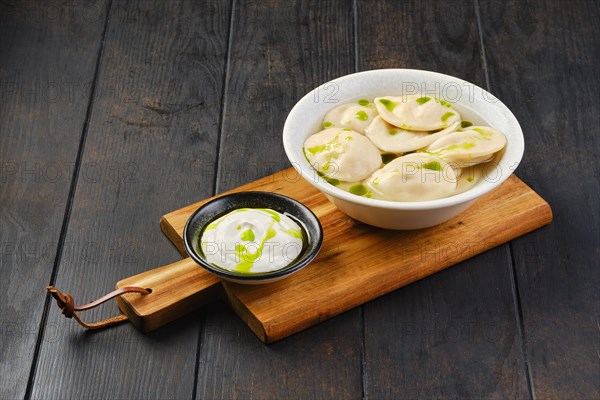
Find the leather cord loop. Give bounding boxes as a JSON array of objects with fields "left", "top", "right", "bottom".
[{"left": 46, "top": 286, "right": 151, "bottom": 330}]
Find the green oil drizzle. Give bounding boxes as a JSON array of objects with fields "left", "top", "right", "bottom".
[
  {"left": 355, "top": 111, "right": 368, "bottom": 121},
  {"left": 349, "top": 184, "right": 368, "bottom": 196},
  {"left": 459, "top": 142, "right": 476, "bottom": 150},
  {"left": 440, "top": 100, "right": 452, "bottom": 108},
  {"left": 388, "top": 129, "right": 398, "bottom": 136},
  {"left": 235, "top": 259, "right": 254, "bottom": 273},
  {"left": 286, "top": 228, "right": 303, "bottom": 239},
  {"left": 326, "top": 177, "right": 340, "bottom": 186},
  {"left": 416, "top": 96, "right": 431, "bottom": 105},
  {"left": 302, "top": 147, "right": 310, "bottom": 160},
  {"left": 323, "top": 121, "right": 333, "bottom": 128},
  {"left": 261, "top": 208, "right": 281, "bottom": 222},
  {"left": 305, "top": 133, "right": 342, "bottom": 155},
  {"left": 429, "top": 142, "right": 476, "bottom": 156},
  {"left": 423, "top": 161, "right": 442, "bottom": 171},
  {"left": 235, "top": 226, "right": 277, "bottom": 273},
  {"left": 378, "top": 98, "right": 398, "bottom": 111},
  {"left": 441, "top": 112, "right": 455, "bottom": 122},
  {"left": 461, "top": 121, "right": 473, "bottom": 128},
  {"left": 358, "top": 99, "right": 370, "bottom": 106},
  {"left": 473, "top": 127, "right": 492, "bottom": 139},
  {"left": 467, "top": 177, "right": 474, "bottom": 182},
  {"left": 306, "top": 144, "right": 326, "bottom": 154},
  {"left": 240, "top": 229, "right": 255, "bottom": 241},
  {"left": 204, "top": 221, "right": 219, "bottom": 230}
]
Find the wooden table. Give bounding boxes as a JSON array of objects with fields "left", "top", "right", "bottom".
[{"left": 1, "top": 1, "right": 598, "bottom": 399}]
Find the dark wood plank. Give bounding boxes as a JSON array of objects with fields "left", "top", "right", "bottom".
[
  {"left": 0, "top": 1, "right": 109, "bottom": 398},
  {"left": 479, "top": 0, "right": 600, "bottom": 398},
  {"left": 364, "top": 250, "right": 530, "bottom": 398},
  {"left": 196, "top": 0, "right": 363, "bottom": 398},
  {"left": 357, "top": 1, "right": 530, "bottom": 397},
  {"left": 215, "top": 0, "right": 355, "bottom": 193},
  {"left": 30, "top": 1, "right": 231, "bottom": 398},
  {"left": 198, "top": 303, "right": 362, "bottom": 399}
]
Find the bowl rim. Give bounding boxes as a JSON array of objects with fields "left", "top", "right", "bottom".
[
  {"left": 283, "top": 68, "right": 524, "bottom": 211},
  {"left": 183, "top": 191, "right": 323, "bottom": 282}
]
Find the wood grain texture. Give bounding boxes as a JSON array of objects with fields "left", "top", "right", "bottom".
[
  {"left": 30, "top": 1, "right": 231, "bottom": 399},
  {"left": 197, "top": 301, "right": 363, "bottom": 400},
  {"left": 356, "top": 0, "right": 532, "bottom": 397},
  {"left": 479, "top": 0, "right": 600, "bottom": 398},
  {"left": 197, "top": 0, "right": 363, "bottom": 398},
  {"left": 0, "top": 1, "right": 109, "bottom": 398},
  {"left": 159, "top": 169, "right": 551, "bottom": 344},
  {"left": 116, "top": 257, "right": 222, "bottom": 332},
  {"left": 215, "top": 0, "right": 355, "bottom": 193}
]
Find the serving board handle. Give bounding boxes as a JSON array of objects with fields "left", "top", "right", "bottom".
[{"left": 115, "top": 258, "right": 223, "bottom": 332}]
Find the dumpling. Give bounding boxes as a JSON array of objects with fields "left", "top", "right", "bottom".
[
  {"left": 426, "top": 126, "right": 507, "bottom": 168},
  {"left": 374, "top": 95, "right": 461, "bottom": 131},
  {"left": 304, "top": 128, "right": 382, "bottom": 182},
  {"left": 365, "top": 153, "right": 457, "bottom": 201},
  {"left": 322, "top": 99, "right": 378, "bottom": 134},
  {"left": 366, "top": 115, "right": 460, "bottom": 153},
  {"left": 454, "top": 163, "right": 488, "bottom": 195}
]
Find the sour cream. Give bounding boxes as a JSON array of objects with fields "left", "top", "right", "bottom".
[{"left": 200, "top": 208, "right": 304, "bottom": 274}]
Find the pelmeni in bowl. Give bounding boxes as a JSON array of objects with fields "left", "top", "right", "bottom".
[{"left": 283, "top": 69, "right": 524, "bottom": 229}]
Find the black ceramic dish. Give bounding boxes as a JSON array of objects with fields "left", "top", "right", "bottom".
[{"left": 183, "top": 191, "right": 323, "bottom": 284}]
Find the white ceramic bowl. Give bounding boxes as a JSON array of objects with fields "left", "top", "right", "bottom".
[
  {"left": 184, "top": 192, "right": 323, "bottom": 284},
  {"left": 283, "top": 69, "right": 524, "bottom": 229}
]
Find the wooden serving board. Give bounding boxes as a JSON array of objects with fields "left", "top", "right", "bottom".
[{"left": 117, "top": 168, "right": 552, "bottom": 343}]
